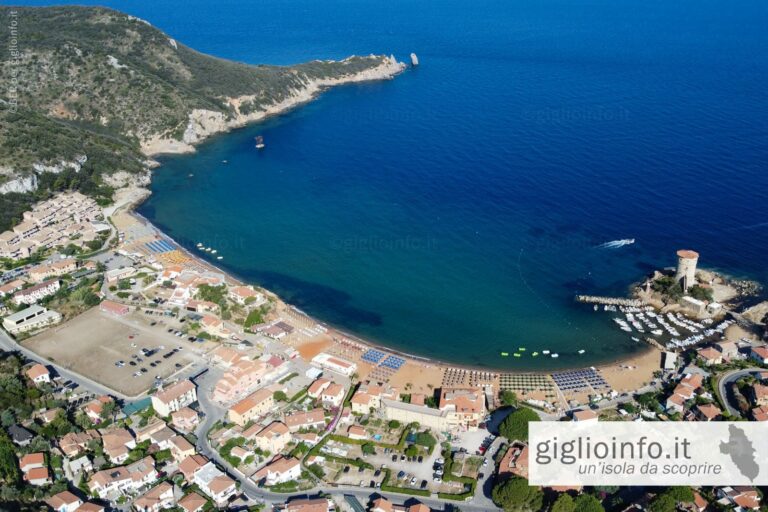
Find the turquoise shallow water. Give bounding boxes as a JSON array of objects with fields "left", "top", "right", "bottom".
[{"left": 21, "top": 0, "right": 768, "bottom": 369}]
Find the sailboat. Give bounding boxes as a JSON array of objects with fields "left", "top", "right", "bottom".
[{"left": 254, "top": 135, "right": 265, "bottom": 149}]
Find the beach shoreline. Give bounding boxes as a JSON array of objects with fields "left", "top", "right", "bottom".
[{"left": 120, "top": 184, "right": 660, "bottom": 385}]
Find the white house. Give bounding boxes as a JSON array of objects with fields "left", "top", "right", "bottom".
[{"left": 151, "top": 380, "right": 197, "bottom": 417}]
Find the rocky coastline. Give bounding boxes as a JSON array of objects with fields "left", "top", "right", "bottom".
[{"left": 140, "top": 55, "right": 406, "bottom": 157}]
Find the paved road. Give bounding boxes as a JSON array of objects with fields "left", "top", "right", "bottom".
[{"left": 717, "top": 367, "right": 762, "bottom": 417}]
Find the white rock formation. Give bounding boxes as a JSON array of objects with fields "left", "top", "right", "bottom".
[
  {"left": 0, "top": 174, "right": 38, "bottom": 194},
  {"left": 140, "top": 55, "right": 406, "bottom": 156}
]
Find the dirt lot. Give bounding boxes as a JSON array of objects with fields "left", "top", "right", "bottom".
[{"left": 24, "top": 307, "right": 196, "bottom": 397}]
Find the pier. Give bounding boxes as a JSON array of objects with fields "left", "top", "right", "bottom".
[{"left": 575, "top": 295, "right": 645, "bottom": 307}]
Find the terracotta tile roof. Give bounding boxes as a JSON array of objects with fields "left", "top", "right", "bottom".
[
  {"left": 178, "top": 492, "right": 208, "bottom": 512},
  {"left": 46, "top": 490, "right": 81, "bottom": 509},
  {"left": 153, "top": 380, "right": 195, "bottom": 404},
  {"left": 285, "top": 408, "right": 325, "bottom": 429},
  {"left": 25, "top": 364, "right": 49, "bottom": 380},
  {"left": 19, "top": 452, "right": 45, "bottom": 469}
]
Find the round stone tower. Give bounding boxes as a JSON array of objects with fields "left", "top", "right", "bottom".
[{"left": 675, "top": 249, "right": 699, "bottom": 292}]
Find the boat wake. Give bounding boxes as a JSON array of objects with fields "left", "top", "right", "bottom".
[{"left": 597, "top": 238, "right": 635, "bottom": 249}]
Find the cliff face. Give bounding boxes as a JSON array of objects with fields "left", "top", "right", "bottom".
[{"left": 142, "top": 56, "right": 405, "bottom": 156}]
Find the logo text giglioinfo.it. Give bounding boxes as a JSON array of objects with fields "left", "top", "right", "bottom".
[{"left": 529, "top": 422, "right": 766, "bottom": 486}]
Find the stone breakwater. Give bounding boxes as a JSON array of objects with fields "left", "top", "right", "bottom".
[{"left": 141, "top": 55, "right": 406, "bottom": 156}]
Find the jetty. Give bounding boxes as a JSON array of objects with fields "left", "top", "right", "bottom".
[{"left": 575, "top": 295, "right": 645, "bottom": 307}]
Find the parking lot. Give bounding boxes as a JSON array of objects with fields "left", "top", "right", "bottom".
[{"left": 24, "top": 307, "right": 199, "bottom": 396}]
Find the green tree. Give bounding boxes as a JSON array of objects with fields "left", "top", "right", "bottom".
[
  {"left": 572, "top": 494, "right": 605, "bottom": 512},
  {"left": 388, "top": 420, "right": 401, "bottom": 429},
  {"left": 500, "top": 390, "right": 518, "bottom": 407},
  {"left": 491, "top": 477, "right": 544, "bottom": 511},
  {"left": 404, "top": 445, "right": 419, "bottom": 458},
  {"left": 499, "top": 407, "right": 539, "bottom": 442},
  {"left": 361, "top": 443, "right": 376, "bottom": 455},
  {"left": 0, "top": 434, "right": 20, "bottom": 485},
  {"left": 551, "top": 494, "right": 575, "bottom": 512},
  {"left": 664, "top": 487, "right": 694, "bottom": 503},
  {"left": 273, "top": 390, "right": 288, "bottom": 402},
  {"left": 648, "top": 494, "right": 676, "bottom": 512},
  {"left": 154, "top": 449, "right": 173, "bottom": 463}
]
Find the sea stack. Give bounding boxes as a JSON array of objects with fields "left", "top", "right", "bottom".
[{"left": 410, "top": 53, "right": 419, "bottom": 66}]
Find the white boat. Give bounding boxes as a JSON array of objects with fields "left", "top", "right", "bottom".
[
  {"left": 205, "top": 247, "right": 212, "bottom": 252},
  {"left": 578, "top": 349, "right": 585, "bottom": 354},
  {"left": 196, "top": 243, "right": 203, "bottom": 247},
  {"left": 217, "top": 256, "right": 223, "bottom": 260},
  {"left": 551, "top": 353, "right": 559, "bottom": 358},
  {"left": 542, "top": 350, "right": 550, "bottom": 355},
  {"left": 255, "top": 135, "right": 265, "bottom": 149},
  {"left": 211, "top": 250, "right": 217, "bottom": 254}
]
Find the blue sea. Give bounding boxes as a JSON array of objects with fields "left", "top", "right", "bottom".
[{"left": 21, "top": 0, "right": 768, "bottom": 368}]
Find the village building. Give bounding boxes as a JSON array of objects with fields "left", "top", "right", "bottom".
[
  {"left": 88, "top": 456, "right": 156, "bottom": 499},
  {"left": 252, "top": 455, "right": 301, "bottom": 486},
  {"left": 438, "top": 387, "right": 486, "bottom": 430},
  {"left": 249, "top": 421, "right": 291, "bottom": 453},
  {"left": 750, "top": 346, "right": 768, "bottom": 365},
  {"left": 170, "top": 434, "right": 196, "bottom": 462},
  {"left": 2, "top": 304, "right": 62, "bottom": 334},
  {"left": 101, "top": 428, "right": 136, "bottom": 464},
  {"left": 692, "top": 403, "right": 722, "bottom": 422},
  {"left": 696, "top": 346, "right": 723, "bottom": 366},
  {"left": 350, "top": 381, "right": 398, "bottom": 414},
  {"left": 283, "top": 498, "right": 334, "bottom": 512},
  {"left": 28, "top": 258, "right": 78, "bottom": 282},
  {"left": 665, "top": 374, "right": 705, "bottom": 413},
  {"left": 347, "top": 425, "right": 367, "bottom": 440},
  {"left": 307, "top": 378, "right": 331, "bottom": 399},
  {"left": 178, "top": 492, "right": 208, "bottom": 512},
  {"left": 201, "top": 315, "right": 232, "bottom": 338},
  {"left": 171, "top": 407, "right": 200, "bottom": 432},
  {"left": 214, "top": 359, "right": 270, "bottom": 403},
  {"left": 228, "top": 285, "right": 265, "bottom": 307},
  {"left": 572, "top": 409, "right": 599, "bottom": 422},
  {"left": 13, "top": 279, "right": 61, "bottom": 305},
  {"left": 151, "top": 380, "right": 197, "bottom": 417},
  {"left": 19, "top": 452, "right": 46, "bottom": 473},
  {"left": 99, "top": 299, "right": 130, "bottom": 316},
  {"left": 321, "top": 382, "right": 345, "bottom": 408},
  {"left": 59, "top": 430, "right": 100, "bottom": 458},
  {"left": 133, "top": 482, "right": 175, "bottom": 512},
  {"left": 191, "top": 462, "right": 237, "bottom": 506},
  {"left": 84, "top": 395, "right": 114, "bottom": 424},
  {"left": 228, "top": 388, "right": 274, "bottom": 426},
  {"left": 284, "top": 408, "right": 326, "bottom": 432},
  {"left": 498, "top": 442, "right": 529, "bottom": 478},
  {"left": 382, "top": 399, "right": 449, "bottom": 431},
  {"left": 46, "top": 491, "right": 83, "bottom": 512},
  {"left": 0, "top": 279, "right": 25, "bottom": 297},
  {"left": 25, "top": 363, "right": 50, "bottom": 385}
]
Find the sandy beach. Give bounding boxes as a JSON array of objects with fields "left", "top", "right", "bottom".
[{"left": 112, "top": 196, "right": 661, "bottom": 411}]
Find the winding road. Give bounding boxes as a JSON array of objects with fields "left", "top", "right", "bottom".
[{"left": 717, "top": 367, "right": 762, "bottom": 417}]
